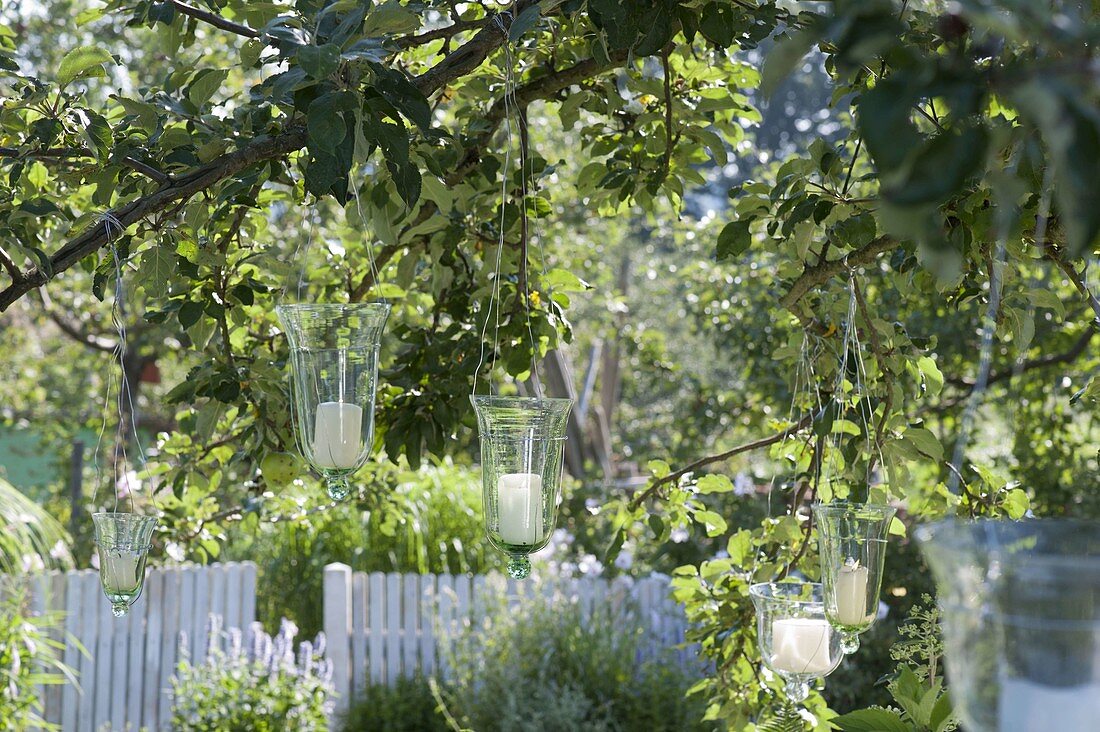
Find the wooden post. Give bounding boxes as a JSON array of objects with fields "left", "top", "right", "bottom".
[
  {"left": 68, "top": 439, "right": 84, "bottom": 539},
  {"left": 323, "top": 563, "right": 352, "bottom": 716}
]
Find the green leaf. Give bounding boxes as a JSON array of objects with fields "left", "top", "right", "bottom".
[
  {"left": 298, "top": 43, "right": 341, "bottom": 79},
  {"left": 647, "top": 459, "right": 671, "bottom": 478},
  {"left": 369, "top": 62, "right": 433, "bottom": 133},
  {"left": 696, "top": 474, "right": 734, "bottom": 494},
  {"left": 904, "top": 427, "right": 943, "bottom": 462},
  {"left": 362, "top": 1, "right": 420, "bottom": 35},
  {"left": 917, "top": 356, "right": 943, "bottom": 397},
  {"left": 308, "top": 92, "right": 351, "bottom": 153},
  {"left": 81, "top": 110, "right": 112, "bottom": 162},
  {"left": 178, "top": 300, "right": 204, "bottom": 329},
  {"left": 716, "top": 219, "right": 752, "bottom": 260},
  {"left": 57, "top": 45, "right": 113, "bottom": 88},
  {"left": 508, "top": 5, "right": 541, "bottom": 42},
  {"left": 694, "top": 510, "right": 727, "bottom": 537},
  {"left": 139, "top": 245, "right": 175, "bottom": 298},
  {"left": 1002, "top": 487, "right": 1030, "bottom": 519},
  {"left": 833, "top": 708, "right": 912, "bottom": 732},
  {"left": 187, "top": 68, "right": 229, "bottom": 108}
]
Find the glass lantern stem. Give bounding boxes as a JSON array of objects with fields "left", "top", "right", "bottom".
[
  {"left": 784, "top": 679, "right": 810, "bottom": 704},
  {"left": 840, "top": 631, "right": 860, "bottom": 655}
]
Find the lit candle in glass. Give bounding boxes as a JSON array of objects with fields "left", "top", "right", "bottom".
[
  {"left": 497, "top": 473, "right": 543, "bottom": 546},
  {"left": 835, "top": 558, "right": 871, "bottom": 626},
  {"left": 312, "top": 401, "right": 363, "bottom": 469},
  {"left": 101, "top": 551, "right": 143, "bottom": 595},
  {"left": 771, "top": 617, "right": 834, "bottom": 675}
]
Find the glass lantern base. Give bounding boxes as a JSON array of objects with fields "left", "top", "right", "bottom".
[
  {"left": 840, "top": 631, "right": 861, "bottom": 655},
  {"left": 325, "top": 477, "right": 352, "bottom": 501},
  {"left": 784, "top": 679, "right": 810, "bottom": 704},
  {"left": 111, "top": 602, "right": 129, "bottom": 617},
  {"left": 507, "top": 555, "right": 532, "bottom": 580}
]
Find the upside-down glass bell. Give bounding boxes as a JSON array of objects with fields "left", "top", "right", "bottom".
[
  {"left": 470, "top": 396, "right": 572, "bottom": 580},
  {"left": 276, "top": 303, "right": 390, "bottom": 501},
  {"left": 750, "top": 581, "right": 844, "bottom": 704},
  {"left": 92, "top": 512, "right": 157, "bottom": 617},
  {"left": 916, "top": 519, "right": 1100, "bottom": 732},
  {"left": 812, "top": 501, "right": 896, "bottom": 654}
]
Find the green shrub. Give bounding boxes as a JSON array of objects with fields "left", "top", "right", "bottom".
[
  {"left": 0, "top": 586, "right": 73, "bottom": 731},
  {"left": 339, "top": 675, "right": 449, "bottom": 732},
  {"left": 224, "top": 458, "right": 491, "bottom": 637},
  {"left": 170, "top": 617, "right": 332, "bottom": 731},
  {"left": 440, "top": 578, "right": 714, "bottom": 732}
]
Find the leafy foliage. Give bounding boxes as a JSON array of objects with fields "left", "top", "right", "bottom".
[
  {"left": 441, "top": 577, "right": 711, "bottom": 732},
  {"left": 170, "top": 616, "right": 333, "bottom": 732},
  {"left": 0, "top": 588, "right": 75, "bottom": 732},
  {"left": 340, "top": 675, "right": 449, "bottom": 732}
]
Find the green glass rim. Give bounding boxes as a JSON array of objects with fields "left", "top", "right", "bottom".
[{"left": 811, "top": 501, "right": 897, "bottom": 520}]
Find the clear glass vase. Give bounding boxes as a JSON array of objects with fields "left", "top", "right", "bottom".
[
  {"left": 916, "top": 519, "right": 1100, "bottom": 732},
  {"left": 812, "top": 501, "right": 896, "bottom": 654},
  {"left": 470, "top": 396, "right": 572, "bottom": 579},
  {"left": 276, "top": 303, "right": 390, "bottom": 501},
  {"left": 92, "top": 512, "right": 157, "bottom": 617},
  {"left": 750, "top": 582, "right": 844, "bottom": 704}
]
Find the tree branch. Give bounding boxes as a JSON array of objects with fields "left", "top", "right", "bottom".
[
  {"left": 779, "top": 235, "right": 898, "bottom": 314},
  {"left": 166, "top": 0, "right": 260, "bottom": 39},
  {"left": 628, "top": 412, "right": 815, "bottom": 511},
  {"left": 393, "top": 20, "right": 482, "bottom": 50},
  {"left": 0, "top": 245, "right": 23, "bottom": 283},
  {"left": 37, "top": 288, "right": 117, "bottom": 353},
  {"left": 0, "top": 7, "right": 527, "bottom": 313},
  {"left": 945, "top": 326, "right": 1096, "bottom": 389}
]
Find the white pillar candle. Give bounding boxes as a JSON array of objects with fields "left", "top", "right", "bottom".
[
  {"left": 312, "top": 401, "right": 363, "bottom": 469},
  {"left": 835, "top": 559, "right": 872, "bottom": 626},
  {"left": 999, "top": 677, "right": 1100, "bottom": 731},
  {"left": 771, "top": 618, "right": 833, "bottom": 675},
  {"left": 102, "top": 552, "right": 142, "bottom": 594},
  {"left": 496, "top": 473, "right": 543, "bottom": 546}
]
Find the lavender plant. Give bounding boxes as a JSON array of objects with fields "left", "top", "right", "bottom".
[{"left": 170, "top": 615, "right": 333, "bottom": 731}]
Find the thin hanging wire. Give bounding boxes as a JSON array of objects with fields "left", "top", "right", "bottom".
[
  {"left": 91, "top": 212, "right": 156, "bottom": 513},
  {"left": 351, "top": 163, "right": 387, "bottom": 305},
  {"left": 472, "top": 10, "right": 523, "bottom": 396},
  {"left": 282, "top": 208, "right": 319, "bottom": 303}
]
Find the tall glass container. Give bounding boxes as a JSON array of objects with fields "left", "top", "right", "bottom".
[
  {"left": 750, "top": 582, "right": 844, "bottom": 704},
  {"left": 276, "top": 303, "right": 390, "bottom": 500},
  {"left": 916, "top": 519, "right": 1100, "bottom": 732},
  {"left": 470, "top": 396, "right": 572, "bottom": 579},
  {"left": 92, "top": 512, "right": 158, "bottom": 617},
  {"left": 813, "top": 501, "right": 896, "bottom": 654}
]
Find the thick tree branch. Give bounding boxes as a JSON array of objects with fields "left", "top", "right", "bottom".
[
  {"left": 166, "top": 0, "right": 260, "bottom": 39},
  {"left": 0, "top": 146, "right": 87, "bottom": 160},
  {"left": 779, "top": 235, "right": 898, "bottom": 314},
  {"left": 628, "top": 411, "right": 814, "bottom": 511}
]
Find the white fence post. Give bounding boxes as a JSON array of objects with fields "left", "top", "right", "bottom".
[{"left": 323, "top": 563, "right": 353, "bottom": 717}]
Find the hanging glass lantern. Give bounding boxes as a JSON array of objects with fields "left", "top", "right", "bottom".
[
  {"left": 812, "top": 501, "right": 896, "bottom": 654},
  {"left": 470, "top": 396, "right": 572, "bottom": 580},
  {"left": 750, "top": 581, "right": 843, "bottom": 704},
  {"left": 916, "top": 519, "right": 1100, "bottom": 732},
  {"left": 276, "top": 303, "right": 390, "bottom": 501},
  {"left": 92, "top": 512, "right": 157, "bottom": 617}
]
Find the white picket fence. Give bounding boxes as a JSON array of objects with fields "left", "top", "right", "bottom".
[
  {"left": 322, "top": 565, "right": 692, "bottom": 716},
  {"left": 27, "top": 562, "right": 257, "bottom": 732}
]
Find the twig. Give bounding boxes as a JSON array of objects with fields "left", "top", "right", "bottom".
[
  {"left": 1048, "top": 246, "right": 1100, "bottom": 324},
  {"left": 659, "top": 47, "right": 674, "bottom": 182},
  {"left": 0, "top": 245, "right": 23, "bottom": 283},
  {"left": 393, "top": 20, "right": 481, "bottom": 50},
  {"left": 167, "top": 0, "right": 260, "bottom": 39},
  {"left": 122, "top": 156, "right": 171, "bottom": 184},
  {"left": 628, "top": 412, "right": 815, "bottom": 510}
]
